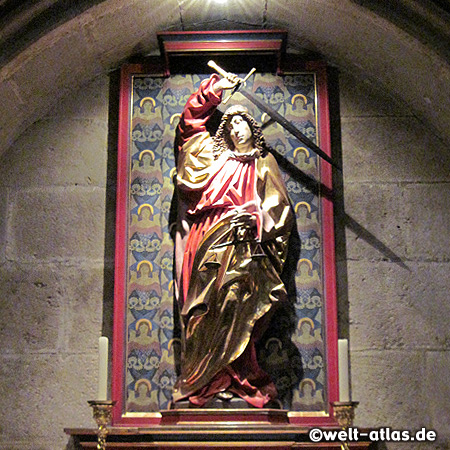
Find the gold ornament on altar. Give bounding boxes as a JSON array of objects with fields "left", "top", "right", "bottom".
[
  {"left": 331, "top": 401, "right": 359, "bottom": 450},
  {"left": 88, "top": 400, "right": 116, "bottom": 450}
]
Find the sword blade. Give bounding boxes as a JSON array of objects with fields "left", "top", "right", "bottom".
[{"left": 237, "top": 86, "right": 340, "bottom": 171}]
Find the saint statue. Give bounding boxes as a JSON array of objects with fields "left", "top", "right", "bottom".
[{"left": 172, "top": 72, "right": 295, "bottom": 408}]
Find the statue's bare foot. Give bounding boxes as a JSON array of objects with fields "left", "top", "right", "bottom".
[{"left": 215, "top": 390, "right": 234, "bottom": 401}]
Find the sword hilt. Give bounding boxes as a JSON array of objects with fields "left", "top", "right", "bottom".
[{"left": 207, "top": 60, "right": 229, "bottom": 78}]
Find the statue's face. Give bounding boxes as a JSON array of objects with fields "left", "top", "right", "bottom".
[{"left": 228, "top": 115, "right": 253, "bottom": 150}]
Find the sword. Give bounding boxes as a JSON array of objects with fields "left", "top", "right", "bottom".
[{"left": 207, "top": 60, "right": 340, "bottom": 171}]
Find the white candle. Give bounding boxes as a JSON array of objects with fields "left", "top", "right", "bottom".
[
  {"left": 97, "top": 336, "right": 109, "bottom": 401},
  {"left": 338, "top": 339, "right": 350, "bottom": 402}
]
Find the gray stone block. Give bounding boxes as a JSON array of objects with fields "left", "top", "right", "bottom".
[
  {"left": 7, "top": 187, "right": 106, "bottom": 262},
  {"left": 351, "top": 350, "right": 427, "bottom": 429},
  {"left": 0, "top": 264, "right": 62, "bottom": 353},
  {"left": 83, "top": 0, "right": 179, "bottom": 69},
  {"left": 5, "top": 22, "right": 103, "bottom": 122},
  {"left": 64, "top": 266, "right": 111, "bottom": 352},
  {"left": 0, "top": 79, "right": 27, "bottom": 153},
  {"left": 425, "top": 351, "right": 450, "bottom": 438},
  {"left": 0, "top": 439, "right": 61, "bottom": 450},
  {"left": 342, "top": 117, "right": 450, "bottom": 183},
  {"left": 0, "top": 75, "right": 109, "bottom": 189},
  {"left": 1, "top": 116, "right": 108, "bottom": 188},
  {"left": 348, "top": 261, "right": 450, "bottom": 351},
  {"left": 403, "top": 183, "right": 450, "bottom": 262},
  {"left": 0, "top": 263, "right": 105, "bottom": 353},
  {"left": 0, "top": 353, "right": 97, "bottom": 445},
  {"left": 339, "top": 70, "right": 412, "bottom": 118},
  {"left": 0, "top": 187, "right": 8, "bottom": 263},
  {"left": 343, "top": 182, "right": 408, "bottom": 262},
  {"left": 50, "top": 76, "right": 110, "bottom": 121}
]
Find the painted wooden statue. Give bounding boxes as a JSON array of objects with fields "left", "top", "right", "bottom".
[{"left": 172, "top": 71, "right": 295, "bottom": 408}]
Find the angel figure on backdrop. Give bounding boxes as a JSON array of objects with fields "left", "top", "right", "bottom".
[{"left": 172, "top": 71, "right": 295, "bottom": 408}]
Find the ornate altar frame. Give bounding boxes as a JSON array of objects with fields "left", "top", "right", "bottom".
[{"left": 111, "top": 31, "right": 339, "bottom": 428}]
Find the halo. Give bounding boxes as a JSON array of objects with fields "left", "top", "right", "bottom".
[
  {"left": 170, "top": 167, "right": 177, "bottom": 179},
  {"left": 299, "top": 378, "right": 316, "bottom": 390},
  {"left": 170, "top": 113, "right": 182, "bottom": 125},
  {"left": 295, "top": 201, "right": 311, "bottom": 214},
  {"left": 298, "top": 258, "right": 313, "bottom": 271},
  {"left": 139, "top": 97, "right": 155, "bottom": 109},
  {"left": 136, "top": 318, "right": 152, "bottom": 331},
  {"left": 291, "top": 94, "right": 307, "bottom": 106},
  {"left": 138, "top": 149, "right": 155, "bottom": 161},
  {"left": 265, "top": 337, "right": 282, "bottom": 350},
  {"left": 137, "top": 260, "right": 153, "bottom": 272},
  {"left": 297, "top": 317, "right": 315, "bottom": 330},
  {"left": 294, "top": 147, "right": 310, "bottom": 159},
  {"left": 168, "top": 338, "right": 181, "bottom": 351},
  {"left": 168, "top": 280, "right": 174, "bottom": 291},
  {"left": 137, "top": 203, "right": 154, "bottom": 216},
  {"left": 135, "top": 378, "right": 152, "bottom": 391}
]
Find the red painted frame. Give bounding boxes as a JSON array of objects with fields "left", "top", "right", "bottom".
[
  {"left": 158, "top": 30, "right": 287, "bottom": 75},
  {"left": 306, "top": 60, "right": 339, "bottom": 426},
  {"left": 111, "top": 57, "right": 339, "bottom": 427}
]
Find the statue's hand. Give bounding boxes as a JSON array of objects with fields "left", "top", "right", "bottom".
[
  {"left": 214, "top": 72, "right": 240, "bottom": 93},
  {"left": 230, "top": 211, "right": 257, "bottom": 241}
]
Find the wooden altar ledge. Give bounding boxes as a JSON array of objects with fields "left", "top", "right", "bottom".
[
  {"left": 66, "top": 423, "right": 375, "bottom": 449},
  {"left": 160, "top": 408, "right": 290, "bottom": 426}
]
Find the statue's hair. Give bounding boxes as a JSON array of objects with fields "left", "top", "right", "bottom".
[{"left": 213, "top": 105, "right": 267, "bottom": 158}]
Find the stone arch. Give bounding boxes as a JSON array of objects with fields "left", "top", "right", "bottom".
[{"left": 1, "top": 0, "right": 450, "bottom": 156}]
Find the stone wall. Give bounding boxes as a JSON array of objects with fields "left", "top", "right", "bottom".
[
  {"left": 0, "top": 76, "right": 112, "bottom": 449},
  {"left": 0, "top": 70, "right": 449, "bottom": 449},
  {"left": 340, "top": 72, "right": 450, "bottom": 449}
]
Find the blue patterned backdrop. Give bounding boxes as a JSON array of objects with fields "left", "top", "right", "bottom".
[{"left": 124, "top": 73, "right": 326, "bottom": 413}]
